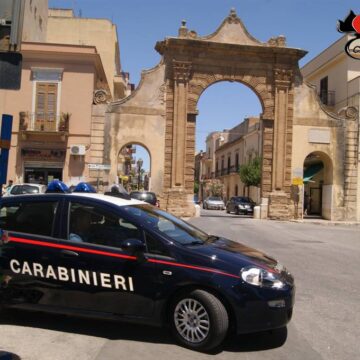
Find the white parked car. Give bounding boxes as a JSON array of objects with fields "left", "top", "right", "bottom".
[
  {"left": 3, "top": 183, "right": 47, "bottom": 197},
  {"left": 203, "top": 196, "right": 225, "bottom": 210}
]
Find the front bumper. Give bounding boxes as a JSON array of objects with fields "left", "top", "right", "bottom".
[
  {"left": 207, "top": 204, "right": 224, "bottom": 210},
  {"left": 234, "top": 285, "right": 295, "bottom": 334}
]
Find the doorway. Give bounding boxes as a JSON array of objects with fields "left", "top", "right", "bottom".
[{"left": 24, "top": 168, "right": 62, "bottom": 185}]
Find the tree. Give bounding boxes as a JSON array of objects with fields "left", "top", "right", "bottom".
[
  {"left": 194, "top": 181, "right": 199, "bottom": 194},
  {"left": 238, "top": 156, "right": 261, "bottom": 193},
  {"left": 204, "top": 179, "right": 224, "bottom": 197}
]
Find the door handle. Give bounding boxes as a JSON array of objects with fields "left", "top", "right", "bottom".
[{"left": 60, "top": 249, "right": 79, "bottom": 257}]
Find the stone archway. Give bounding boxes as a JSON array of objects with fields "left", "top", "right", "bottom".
[
  {"left": 105, "top": 9, "right": 358, "bottom": 220},
  {"left": 117, "top": 142, "right": 152, "bottom": 191},
  {"left": 303, "top": 151, "right": 333, "bottom": 219},
  {"left": 155, "top": 9, "right": 306, "bottom": 218}
]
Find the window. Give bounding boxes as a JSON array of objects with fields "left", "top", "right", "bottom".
[
  {"left": 235, "top": 153, "right": 239, "bottom": 170},
  {"left": 31, "top": 68, "right": 62, "bottom": 132},
  {"left": 227, "top": 156, "right": 231, "bottom": 174},
  {"left": 0, "top": 201, "right": 58, "bottom": 236},
  {"left": 35, "top": 83, "right": 58, "bottom": 125},
  {"left": 145, "top": 232, "right": 171, "bottom": 257},
  {"left": 68, "top": 202, "right": 142, "bottom": 249},
  {"left": 320, "top": 76, "right": 328, "bottom": 105},
  {"left": 235, "top": 185, "right": 238, "bottom": 196},
  {"left": 122, "top": 204, "right": 209, "bottom": 246}
]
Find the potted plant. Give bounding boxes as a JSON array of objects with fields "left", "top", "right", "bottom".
[
  {"left": 19, "top": 111, "right": 28, "bottom": 130},
  {"left": 59, "top": 112, "right": 71, "bottom": 131}
]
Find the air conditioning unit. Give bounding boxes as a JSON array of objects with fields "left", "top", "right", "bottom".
[{"left": 70, "top": 145, "right": 86, "bottom": 156}]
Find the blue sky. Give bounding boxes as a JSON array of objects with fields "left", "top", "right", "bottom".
[{"left": 49, "top": 0, "right": 360, "bottom": 171}]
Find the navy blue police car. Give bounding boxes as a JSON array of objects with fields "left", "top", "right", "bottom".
[{"left": 0, "top": 181, "right": 294, "bottom": 351}]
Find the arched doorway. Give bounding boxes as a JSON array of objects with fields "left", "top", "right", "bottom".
[
  {"left": 117, "top": 143, "right": 151, "bottom": 192},
  {"left": 195, "top": 81, "right": 263, "bottom": 205},
  {"left": 303, "top": 151, "right": 333, "bottom": 219}
]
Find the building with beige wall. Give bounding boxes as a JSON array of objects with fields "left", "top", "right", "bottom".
[
  {"left": 2, "top": 41, "right": 110, "bottom": 186},
  {"left": 46, "top": 9, "right": 130, "bottom": 100},
  {"left": 200, "top": 117, "right": 261, "bottom": 204},
  {"left": 1, "top": 2, "right": 127, "bottom": 188},
  {"left": 300, "top": 35, "right": 360, "bottom": 221}
]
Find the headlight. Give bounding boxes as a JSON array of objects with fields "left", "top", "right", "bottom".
[
  {"left": 238, "top": 204, "right": 245, "bottom": 209},
  {"left": 240, "top": 266, "right": 285, "bottom": 289}
]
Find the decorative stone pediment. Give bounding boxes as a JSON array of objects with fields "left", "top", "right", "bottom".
[{"left": 178, "top": 9, "right": 263, "bottom": 46}]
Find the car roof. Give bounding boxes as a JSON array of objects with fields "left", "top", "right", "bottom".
[
  {"left": 11, "top": 183, "right": 45, "bottom": 187},
  {"left": 1, "top": 192, "right": 146, "bottom": 207}
]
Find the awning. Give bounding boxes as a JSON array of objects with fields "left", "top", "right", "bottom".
[{"left": 303, "top": 163, "right": 324, "bottom": 183}]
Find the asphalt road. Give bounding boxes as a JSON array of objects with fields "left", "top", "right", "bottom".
[{"left": 1, "top": 209, "right": 359, "bottom": 360}]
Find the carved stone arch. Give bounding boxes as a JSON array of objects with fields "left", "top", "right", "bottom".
[{"left": 187, "top": 73, "right": 270, "bottom": 117}]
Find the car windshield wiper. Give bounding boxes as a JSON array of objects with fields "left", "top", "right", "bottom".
[
  {"left": 206, "top": 235, "right": 219, "bottom": 242},
  {"left": 183, "top": 240, "right": 204, "bottom": 246}
]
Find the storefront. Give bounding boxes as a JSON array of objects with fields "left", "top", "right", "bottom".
[{"left": 21, "top": 148, "right": 66, "bottom": 185}]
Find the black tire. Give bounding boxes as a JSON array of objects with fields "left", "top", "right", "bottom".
[{"left": 170, "top": 289, "right": 229, "bottom": 351}]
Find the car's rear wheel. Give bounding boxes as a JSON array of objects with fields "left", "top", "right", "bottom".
[{"left": 170, "top": 289, "right": 229, "bottom": 351}]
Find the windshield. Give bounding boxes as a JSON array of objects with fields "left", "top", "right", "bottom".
[
  {"left": 123, "top": 204, "right": 209, "bottom": 245},
  {"left": 235, "top": 197, "right": 252, "bottom": 203},
  {"left": 208, "top": 197, "right": 222, "bottom": 201}
]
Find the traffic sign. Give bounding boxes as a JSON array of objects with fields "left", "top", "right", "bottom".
[{"left": 88, "top": 163, "right": 111, "bottom": 170}]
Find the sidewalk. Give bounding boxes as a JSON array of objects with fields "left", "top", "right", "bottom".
[{"left": 290, "top": 216, "right": 360, "bottom": 226}]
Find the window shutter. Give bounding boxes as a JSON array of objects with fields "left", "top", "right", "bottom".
[{"left": 35, "top": 83, "right": 58, "bottom": 130}]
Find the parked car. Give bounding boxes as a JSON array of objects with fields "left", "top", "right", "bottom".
[
  {"left": 203, "top": 196, "right": 225, "bottom": 210},
  {"left": 0, "top": 181, "right": 295, "bottom": 351},
  {"left": 2, "top": 183, "right": 47, "bottom": 197},
  {"left": 226, "top": 196, "right": 255, "bottom": 215},
  {"left": 130, "top": 191, "right": 158, "bottom": 206}
]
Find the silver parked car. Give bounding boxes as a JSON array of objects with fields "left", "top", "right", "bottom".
[
  {"left": 203, "top": 196, "right": 225, "bottom": 210},
  {"left": 3, "top": 183, "right": 47, "bottom": 197}
]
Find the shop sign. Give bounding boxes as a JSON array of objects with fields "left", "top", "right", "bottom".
[{"left": 22, "top": 149, "right": 66, "bottom": 161}]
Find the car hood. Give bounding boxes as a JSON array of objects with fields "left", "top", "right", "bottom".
[
  {"left": 207, "top": 200, "right": 224, "bottom": 204},
  {"left": 186, "top": 237, "right": 281, "bottom": 273}
]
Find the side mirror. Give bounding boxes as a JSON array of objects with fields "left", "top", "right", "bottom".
[{"left": 121, "top": 238, "right": 146, "bottom": 256}]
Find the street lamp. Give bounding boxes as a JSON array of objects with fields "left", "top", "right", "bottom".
[{"left": 137, "top": 158, "right": 143, "bottom": 190}]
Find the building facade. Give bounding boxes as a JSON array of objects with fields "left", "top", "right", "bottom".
[
  {"left": 1, "top": 3, "right": 128, "bottom": 188},
  {"left": 301, "top": 35, "right": 360, "bottom": 221},
  {"left": 200, "top": 117, "right": 261, "bottom": 204},
  {"left": 46, "top": 8, "right": 131, "bottom": 99},
  {"left": 3, "top": 41, "right": 110, "bottom": 186}
]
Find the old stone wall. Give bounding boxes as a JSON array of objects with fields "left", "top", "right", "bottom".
[{"left": 104, "top": 63, "right": 166, "bottom": 196}]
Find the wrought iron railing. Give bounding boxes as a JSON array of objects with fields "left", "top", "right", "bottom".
[
  {"left": 319, "top": 91, "right": 335, "bottom": 106},
  {"left": 19, "top": 112, "right": 66, "bottom": 132}
]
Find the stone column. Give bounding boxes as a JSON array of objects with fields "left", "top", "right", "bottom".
[
  {"left": 268, "top": 68, "right": 293, "bottom": 220},
  {"left": 343, "top": 107, "right": 359, "bottom": 221},
  {"left": 171, "top": 60, "right": 192, "bottom": 187}
]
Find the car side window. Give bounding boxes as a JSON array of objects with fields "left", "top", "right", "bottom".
[
  {"left": 0, "top": 201, "right": 58, "bottom": 236},
  {"left": 145, "top": 232, "right": 171, "bottom": 257},
  {"left": 10, "top": 186, "right": 20, "bottom": 195},
  {"left": 68, "top": 202, "right": 143, "bottom": 249}
]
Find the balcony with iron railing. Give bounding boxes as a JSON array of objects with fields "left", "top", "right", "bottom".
[
  {"left": 19, "top": 112, "right": 69, "bottom": 133},
  {"left": 319, "top": 90, "right": 335, "bottom": 107}
]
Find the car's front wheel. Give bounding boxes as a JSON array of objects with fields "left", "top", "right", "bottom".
[{"left": 170, "top": 289, "right": 229, "bottom": 351}]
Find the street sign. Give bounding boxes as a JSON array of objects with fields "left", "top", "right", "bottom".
[
  {"left": 0, "top": 114, "right": 13, "bottom": 185},
  {"left": 88, "top": 163, "right": 111, "bottom": 170}
]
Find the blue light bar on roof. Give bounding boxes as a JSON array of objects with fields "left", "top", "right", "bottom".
[
  {"left": 73, "top": 182, "right": 97, "bottom": 193},
  {"left": 46, "top": 180, "right": 70, "bottom": 193}
]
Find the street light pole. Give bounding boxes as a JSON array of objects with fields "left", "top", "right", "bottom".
[{"left": 137, "top": 158, "right": 143, "bottom": 190}]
